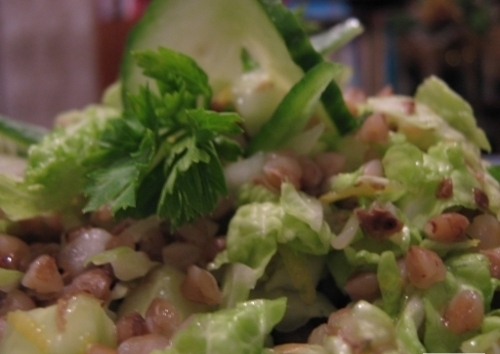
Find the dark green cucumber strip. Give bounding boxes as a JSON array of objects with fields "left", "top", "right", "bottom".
[
  {"left": 247, "top": 62, "right": 341, "bottom": 154},
  {"left": 256, "top": 0, "right": 358, "bottom": 134},
  {"left": 0, "top": 115, "right": 48, "bottom": 155}
]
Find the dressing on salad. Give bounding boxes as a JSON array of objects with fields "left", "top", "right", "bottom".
[{"left": 1, "top": 0, "right": 500, "bottom": 353}]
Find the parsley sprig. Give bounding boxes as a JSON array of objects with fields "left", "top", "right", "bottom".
[{"left": 83, "top": 47, "right": 243, "bottom": 228}]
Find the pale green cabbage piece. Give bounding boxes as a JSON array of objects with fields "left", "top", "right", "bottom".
[
  {"left": 366, "top": 95, "right": 479, "bottom": 152},
  {"left": 394, "top": 296, "right": 426, "bottom": 354},
  {"left": 421, "top": 253, "right": 493, "bottom": 352},
  {"left": 377, "top": 251, "right": 403, "bottom": 317},
  {"left": 383, "top": 140, "right": 481, "bottom": 228},
  {"left": 219, "top": 182, "right": 333, "bottom": 278},
  {"left": 313, "top": 301, "right": 403, "bottom": 353},
  {"left": 0, "top": 105, "right": 120, "bottom": 221},
  {"left": 85, "top": 246, "right": 158, "bottom": 281},
  {"left": 152, "top": 298, "right": 286, "bottom": 354},
  {"left": 118, "top": 264, "right": 211, "bottom": 319},
  {"left": 214, "top": 182, "right": 333, "bottom": 300},
  {"left": 461, "top": 312, "right": 500, "bottom": 353},
  {"left": 211, "top": 182, "right": 334, "bottom": 330},
  {"left": 0, "top": 293, "right": 116, "bottom": 354},
  {"left": 415, "top": 75, "right": 491, "bottom": 151},
  {"left": 461, "top": 330, "right": 500, "bottom": 353}
]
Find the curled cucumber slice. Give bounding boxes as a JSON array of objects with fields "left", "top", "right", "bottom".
[{"left": 247, "top": 61, "right": 344, "bottom": 154}]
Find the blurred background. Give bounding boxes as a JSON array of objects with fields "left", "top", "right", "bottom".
[{"left": 0, "top": 0, "right": 499, "bottom": 150}]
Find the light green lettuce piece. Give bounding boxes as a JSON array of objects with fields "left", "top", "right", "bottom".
[
  {"left": 268, "top": 290, "right": 333, "bottom": 332},
  {"left": 461, "top": 330, "right": 500, "bottom": 353},
  {"left": 152, "top": 298, "right": 286, "bottom": 354},
  {"left": 420, "top": 238, "right": 479, "bottom": 258},
  {"left": 446, "top": 253, "right": 494, "bottom": 309},
  {"left": 0, "top": 174, "right": 61, "bottom": 222},
  {"left": 0, "top": 114, "right": 47, "bottom": 157},
  {"left": 327, "top": 250, "right": 356, "bottom": 288},
  {"left": 277, "top": 214, "right": 332, "bottom": 255},
  {"left": 348, "top": 301, "right": 399, "bottom": 349},
  {"left": 483, "top": 171, "right": 500, "bottom": 221},
  {"left": 327, "top": 222, "right": 420, "bottom": 312},
  {"left": 422, "top": 296, "right": 469, "bottom": 353},
  {"left": 278, "top": 183, "right": 332, "bottom": 254},
  {"left": 377, "top": 251, "right": 403, "bottom": 317},
  {"left": 118, "top": 264, "right": 211, "bottom": 319},
  {"left": 319, "top": 301, "right": 403, "bottom": 353},
  {"left": 0, "top": 154, "right": 27, "bottom": 180},
  {"left": 323, "top": 167, "right": 405, "bottom": 207},
  {"left": 223, "top": 201, "right": 281, "bottom": 279},
  {"left": 415, "top": 75, "right": 491, "bottom": 151},
  {"left": 85, "top": 246, "right": 158, "bottom": 281},
  {"left": 101, "top": 81, "right": 123, "bottom": 110},
  {"left": 218, "top": 256, "right": 329, "bottom": 334},
  {"left": 219, "top": 262, "right": 259, "bottom": 308},
  {"left": 0, "top": 293, "right": 116, "bottom": 354},
  {"left": 383, "top": 141, "right": 481, "bottom": 229},
  {"left": 344, "top": 246, "right": 382, "bottom": 267},
  {"left": 252, "top": 250, "right": 332, "bottom": 332},
  {"left": 322, "top": 336, "right": 354, "bottom": 354},
  {"left": 327, "top": 208, "right": 415, "bottom": 290},
  {"left": 327, "top": 243, "right": 397, "bottom": 290},
  {"left": 237, "top": 182, "right": 280, "bottom": 205},
  {"left": 24, "top": 105, "right": 119, "bottom": 192},
  {"left": 275, "top": 245, "right": 326, "bottom": 303},
  {"left": 211, "top": 201, "right": 279, "bottom": 307},
  {"left": 272, "top": 344, "right": 327, "bottom": 354},
  {"left": 0, "top": 105, "right": 120, "bottom": 221},
  {"left": 0, "top": 268, "right": 23, "bottom": 292},
  {"left": 366, "top": 95, "right": 478, "bottom": 152},
  {"left": 461, "top": 311, "right": 500, "bottom": 351},
  {"left": 421, "top": 274, "right": 463, "bottom": 353},
  {"left": 280, "top": 182, "right": 323, "bottom": 232},
  {"left": 218, "top": 182, "right": 333, "bottom": 281},
  {"left": 382, "top": 142, "right": 426, "bottom": 187},
  {"left": 214, "top": 183, "right": 333, "bottom": 330},
  {"left": 364, "top": 93, "right": 499, "bottom": 226},
  {"left": 482, "top": 313, "right": 500, "bottom": 333},
  {"left": 422, "top": 253, "right": 492, "bottom": 352},
  {"left": 347, "top": 226, "right": 410, "bottom": 265}
]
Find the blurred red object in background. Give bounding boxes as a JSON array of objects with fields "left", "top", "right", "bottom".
[
  {"left": 95, "top": 0, "right": 152, "bottom": 95},
  {"left": 132, "top": 0, "right": 151, "bottom": 20}
]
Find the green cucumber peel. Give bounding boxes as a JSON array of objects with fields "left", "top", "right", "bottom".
[
  {"left": 0, "top": 115, "right": 48, "bottom": 156},
  {"left": 247, "top": 61, "right": 342, "bottom": 154}
]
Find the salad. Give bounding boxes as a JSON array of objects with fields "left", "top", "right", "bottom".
[{"left": 1, "top": 0, "right": 500, "bottom": 353}]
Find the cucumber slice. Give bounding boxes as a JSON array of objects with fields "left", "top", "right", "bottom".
[{"left": 120, "top": 0, "right": 356, "bottom": 135}]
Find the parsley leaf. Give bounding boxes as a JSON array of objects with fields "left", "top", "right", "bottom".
[
  {"left": 83, "top": 47, "right": 243, "bottom": 228},
  {"left": 133, "top": 47, "right": 212, "bottom": 100}
]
